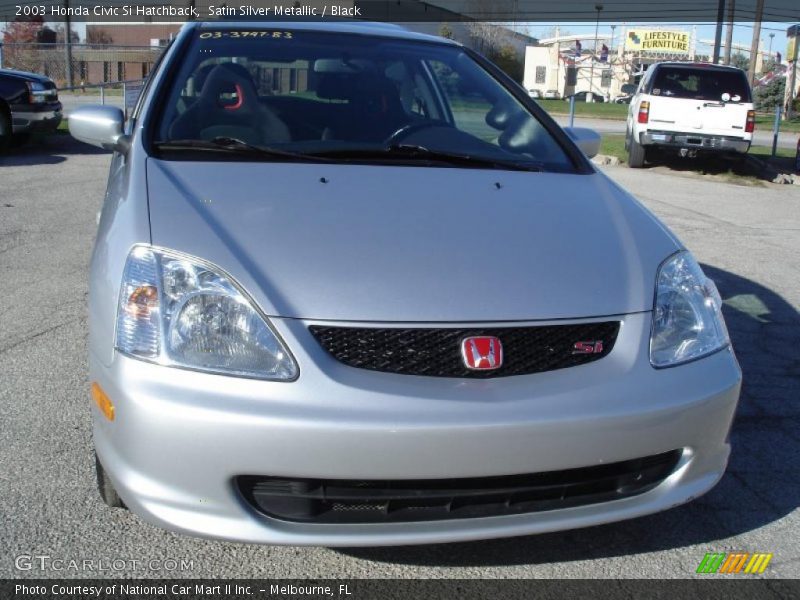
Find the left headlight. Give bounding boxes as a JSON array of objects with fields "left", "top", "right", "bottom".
[
  {"left": 26, "top": 81, "right": 49, "bottom": 103},
  {"left": 115, "top": 246, "right": 298, "bottom": 380},
  {"left": 650, "top": 251, "right": 730, "bottom": 368}
]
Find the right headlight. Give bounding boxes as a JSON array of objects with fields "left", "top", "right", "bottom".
[
  {"left": 650, "top": 251, "right": 730, "bottom": 368},
  {"left": 115, "top": 246, "right": 298, "bottom": 380}
]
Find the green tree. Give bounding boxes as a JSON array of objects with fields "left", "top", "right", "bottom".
[
  {"left": 730, "top": 52, "right": 750, "bottom": 71},
  {"left": 754, "top": 77, "right": 785, "bottom": 111},
  {"left": 438, "top": 23, "right": 454, "bottom": 40},
  {"left": 492, "top": 45, "right": 524, "bottom": 83}
]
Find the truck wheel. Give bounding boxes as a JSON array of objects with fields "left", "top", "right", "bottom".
[
  {"left": 0, "top": 109, "right": 11, "bottom": 153},
  {"left": 11, "top": 132, "right": 31, "bottom": 148},
  {"left": 727, "top": 153, "right": 748, "bottom": 170},
  {"left": 95, "top": 451, "right": 126, "bottom": 509},
  {"left": 627, "top": 134, "right": 647, "bottom": 168}
]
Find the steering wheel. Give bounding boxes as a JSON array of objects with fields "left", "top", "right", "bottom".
[{"left": 383, "top": 120, "right": 451, "bottom": 146}]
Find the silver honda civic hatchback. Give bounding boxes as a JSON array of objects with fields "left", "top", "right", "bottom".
[{"left": 71, "top": 21, "right": 741, "bottom": 546}]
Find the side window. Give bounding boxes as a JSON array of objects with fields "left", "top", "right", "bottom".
[
  {"left": 638, "top": 70, "right": 649, "bottom": 94},
  {"left": 426, "top": 60, "right": 499, "bottom": 143}
]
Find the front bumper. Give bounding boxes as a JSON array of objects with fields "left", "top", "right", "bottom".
[
  {"left": 12, "top": 103, "right": 63, "bottom": 134},
  {"left": 641, "top": 130, "right": 750, "bottom": 154},
  {"left": 91, "top": 312, "right": 741, "bottom": 546}
]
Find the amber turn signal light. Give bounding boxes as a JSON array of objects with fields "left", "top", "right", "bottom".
[{"left": 91, "top": 382, "right": 115, "bottom": 421}]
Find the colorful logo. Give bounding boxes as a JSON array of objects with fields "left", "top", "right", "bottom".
[
  {"left": 460, "top": 336, "right": 503, "bottom": 371},
  {"left": 697, "top": 552, "right": 773, "bottom": 574}
]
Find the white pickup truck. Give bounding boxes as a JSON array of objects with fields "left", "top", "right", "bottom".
[{"left": 625, "top": 62, "right": 755, "bottom": 168}]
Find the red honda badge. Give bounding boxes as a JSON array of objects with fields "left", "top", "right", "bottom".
[{"left": 461, "top": 336, "right": 503, "bottom": 370}]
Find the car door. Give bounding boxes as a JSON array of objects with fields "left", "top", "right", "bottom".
[{"left": 627, "top": 68, "right": 650, "bottom": 137}]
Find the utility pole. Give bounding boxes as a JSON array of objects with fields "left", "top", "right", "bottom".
[
  {"left": 555, "top": 26, "right": 561, "bottom": 97},
  {"left": 786, "top": 26, "right": 799, "bottom": 120},
  {"left": 589, "top": 4, "right": 603, "bottom": 101},
  {"left": 712, "top": 0, "right": 725, "bottom": 64},
  {"left": 64, "top": 0, "right": 74, "bottom": 87},
  {"left": 747, "top": 0, "right": 765, "bottom": 87},
  {"left": 724, "top": 0, "right": 735, "bottom": 65}
]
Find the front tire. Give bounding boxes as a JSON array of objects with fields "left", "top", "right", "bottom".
[
  {"left": 0, "top": 109, "right": 11, "bottom": 153},
  {"left": 95, "top": 451, "right": 126, "bottom": 509},
  {"left": 627, "top": 132, "right": 647, "bottom": 168},
  {"left": 11, "top": 132, "right": 31, "bottom": 148}
]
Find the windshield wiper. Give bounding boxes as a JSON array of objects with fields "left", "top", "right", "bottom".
[
  {"left": 311, "top": 144, "right": 543, "bottom": 172},
  {"left": 153, "top": 137, "right": 326, "bottom": 162}
]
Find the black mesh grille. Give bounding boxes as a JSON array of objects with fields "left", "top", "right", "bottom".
[
  {"left": 236, "top": 450, "right": 682, "bottom": 524},
  {"left": 309, "top": 321, "right": 620, "bottom": 378}
]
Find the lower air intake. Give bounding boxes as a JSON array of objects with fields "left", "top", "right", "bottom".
[{"left": 236, "top": 450, "right": 682, "bottom": 524}]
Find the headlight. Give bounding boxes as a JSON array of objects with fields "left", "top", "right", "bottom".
[
  {"left": 26, "top": 81, "right": 49, "bottom": 103},
  {"left": 116, "top": 246, "right": 298, "bottom": 380},
  {"left": 650, "top": 251, "right": 730, "bottom": 368}
]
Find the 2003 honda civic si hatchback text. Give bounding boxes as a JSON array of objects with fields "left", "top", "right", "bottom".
[{"left": 70, "top": 22, "right": 741, "bottom": 546}]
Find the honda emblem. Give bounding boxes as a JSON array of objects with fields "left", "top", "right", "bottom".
[{"left": 461, "top": 336, "right": 503, "bottom": 370}]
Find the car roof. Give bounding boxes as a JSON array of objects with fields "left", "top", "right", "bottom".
[
  {"left": 189, "top": 21, "right": 460, "bottom": 46},
  {"left": 653, "top": 61, "right": 746, "bottom": 73}
]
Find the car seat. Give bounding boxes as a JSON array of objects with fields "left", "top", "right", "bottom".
[{"left": 169, "top": 63, "right": 290, "bottom": 145}]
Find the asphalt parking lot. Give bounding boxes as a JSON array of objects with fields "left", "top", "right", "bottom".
[{"left": 1, "top": 135, "right": 798, "bottom": 579}]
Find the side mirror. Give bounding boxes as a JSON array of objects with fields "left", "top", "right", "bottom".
[
  {"left": 621, "top": 83, "right": 638, "bottom": 95},
  {"left": 69, "top": 105, "right": 130, "bottom": 153},
  {"left": 564, "top": 127, "right": 601, "bottom": 159}
]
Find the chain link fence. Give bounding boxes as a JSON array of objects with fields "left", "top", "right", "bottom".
[{"left": 0, "top": 42, "right": 164, "bottom": 88}]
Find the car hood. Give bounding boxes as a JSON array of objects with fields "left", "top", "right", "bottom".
[
  {"left": 0, "top": 68, "right": 53, "bottom": 84},
  {"left": 146, "top": 160, "right": 680, "bottom": 322}
]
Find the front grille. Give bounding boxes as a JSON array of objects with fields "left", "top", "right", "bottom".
[
  {"left": 237, "top": 450, "right": 681, "bottom": 524},
  {"left": 309, "top": 321, "right": 619, "bottom": 378}
]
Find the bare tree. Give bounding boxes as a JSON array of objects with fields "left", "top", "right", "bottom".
[
  {"left": 54, "top": 24, "right": 80, "bottom": 44},
  {"left": 86, "top": 28, "right": 114, "bottom": 45},
  {"left": 463, "top": 0, "right": 517, "bottom": 56},
  {"left": 466, "top": 21, "right": 513, "bottom": 57}
]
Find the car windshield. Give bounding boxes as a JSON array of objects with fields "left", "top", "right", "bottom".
[
  {"left": 650, "top": 67, "right": 751, "bottom": 102},
  {"left": 152, "top": 28, "right": 575, "bottom": 172}
]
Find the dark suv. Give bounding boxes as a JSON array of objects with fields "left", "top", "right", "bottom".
[{"left": 0, "top": 68, "right": 62, "bottom": 150}]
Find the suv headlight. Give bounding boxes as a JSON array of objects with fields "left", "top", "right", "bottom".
[
  {"left": 26, "top": 81, "right": 49, "bottom": 103},
  {"left": 115, "top": 246, "right": 298, "bottom": 380},
  {"left": 650, "top": 251, "right": 730, "bottom": 368}
]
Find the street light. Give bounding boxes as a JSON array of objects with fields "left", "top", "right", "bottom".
[
  {"left": 610, "top": 24, "right": 617, "bottom": 59},
  {"left": 768, "top": 33, "right": 775, "bottom": 59},
  {"left": 589, "top": 4, "right": 603, "bottom": 102}
]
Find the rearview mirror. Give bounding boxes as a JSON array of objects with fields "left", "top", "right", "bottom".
[
  {"left": 564, "top": 127, "right": 601, "bottom": 159},
  {"left": 69, "top": 105, "right": 130, "bottom": 153}
]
